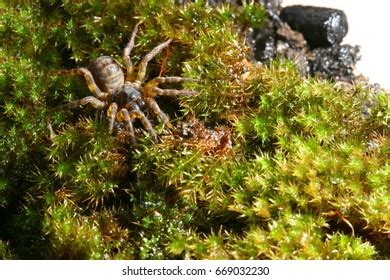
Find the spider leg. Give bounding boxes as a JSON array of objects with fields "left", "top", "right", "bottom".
[
  {"left": 147, "top": 76, "right": 199, "bottom": 97},
  {"left": 79, "top": 96, "right": 107, "bottom": 108},
  {"left": 52, "top": 96, "right": 106, "bottom": 111},
  {"left": 145, "top": 98, "right": 170, "bottom": 127},
  {"left": 58, "top": 68, "right": 109, "bottom": 100},
  {"left": 153, "top": 87, "right": 198, "bottom": 97},
  {"left": 129, "top": 109, "right": 157, "bottom": 141},
  {"left": 117, "top": 108, "right": 137, "bottom": 146},
  {"left": 107, "top": 102, "right": 118, "bottom": 134},
  {"left": 123, "top": 22, "right": 142, "bottom": 80},
  {"left": 150, "top": 77, "right": 199, "bottom": 84},
  {"left": 113, "top": 57, "right": 126, "bottom": 71},
  {"left": 135, "top": 39, "right": 172, "bottom": 85}
]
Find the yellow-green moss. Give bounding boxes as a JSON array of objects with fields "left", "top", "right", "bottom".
[{"left": 0, "top": 0, "right": 388, "bottom": 259}]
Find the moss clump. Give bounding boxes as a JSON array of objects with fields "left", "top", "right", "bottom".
[
  {"left": 0, "top": 0, "right": 388, "bottom": 259},
  {"left": 134, "top": 60, "right": 389, "bottom": 259}
]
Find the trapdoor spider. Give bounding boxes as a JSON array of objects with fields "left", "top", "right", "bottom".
[{"left": 57, "top": 23, "right": 198, "bottom": 145}]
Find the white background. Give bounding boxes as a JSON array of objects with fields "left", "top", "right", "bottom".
[
  {"left": 282, "top": 0, "right": 390, "bottom": 89},
  {"left": 0, "top": 260, "right": 389, "bottom": 280}
]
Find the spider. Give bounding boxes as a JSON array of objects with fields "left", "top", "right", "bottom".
[{"left": 57, "top": 23, "right": 198, "bottom": 145}]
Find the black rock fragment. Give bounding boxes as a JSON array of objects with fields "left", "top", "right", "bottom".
[
  {"left": 260, "top": 0, "right": 281, "bottom": 11},
  {"left": 252, "top": 2, "right": 285, "bottom": 61},
  {"left": 252, "top": 4, "right": 310, "bottom": 75},
  {"left": 178, "top": 1, "right": 361, "bottom": 83},
  {"left": 306, "top": 44, "right": 360, "bottom": 82},
  {"left": 252, "top": 19, "right": 277, "bottom": 61},
  {"left": 182, "top": 0, "right": 280, "bottom": 7},
  {"left": 275, "top": 23, "right": 309, "bottom": 76},
  {"left": 280, "top": 5, "right": 348, "bottom": 48}
]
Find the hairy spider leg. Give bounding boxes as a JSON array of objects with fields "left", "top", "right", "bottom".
[
  {"left": 51, "top": 96, "right": 106, "bottom": 112},
  {"left": 107, "top": 102, "right": 118, "bottom": 134},
  {"left": 150, "top": 77, "right": 199, "bottom": 84},
  {"left": 128, "top": 109, "right": 158, "bottom": 141},
  {"left": 123, "top": 22, "right": 141, "bottom": 80},
  {"left": 117, "top": 108, "right": 137, "bottom": 146},
  {"left": 153, "top": 87, "right": 199, "bottom": 97},
  {"left": 58, "top": 68, "right": 109, "bottom": 100},
  {"left": 150, "top": 76, "right": 199, "bottom": 96},
  {"left": 113, "top": 57, "right": 126, "bottom": 72},
  {"left": 77, "top": 96, "right": 107, "bottom": 108},
  {"left": 135, "top": 39, "right": 172, "bottom": 86},
  {"left": 144, "top": 97, "right": 170, "bottom": 127}
]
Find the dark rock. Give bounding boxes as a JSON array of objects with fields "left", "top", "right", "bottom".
[
  {"left": 253, "top": 10, "right": 310, "bottom": 75},
  {"left": 260, "top": 0, "right": 281, "bottom": 11},
  {"left": 252, "top": 20, "right": 277, "bottom": 61},
  {"left": 306, "top": 44, "right": 360, "bottom": 82},
  {"left": 275, "top": 23, "right": 309, "bottom": 75},
  {"left": 276, "top": 22, "right": 307, "bottom": 50},
  {"left": 252, "top": 2, "right": 284, "bottom": 62},
  {"left": 178, "top": 1, "right": 360, "bottom": 83},
  {"left": 176, "top": 0, "right": 281, "bottom": 8},
  {"left": 280, "top": 5, "right": 348, "bottom": 48}
]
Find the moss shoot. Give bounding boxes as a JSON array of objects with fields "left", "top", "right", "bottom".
[{"left": 0, "top": 0, "right": 388, "bottom": 259}]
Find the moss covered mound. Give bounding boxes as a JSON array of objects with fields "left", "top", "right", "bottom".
[{"left": 0, "top": 0, "right": 388, "bottom": 259}]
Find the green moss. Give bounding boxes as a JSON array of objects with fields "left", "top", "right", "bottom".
[
  {"left": 0, "top": 0, "right": 389, "bottom": 259},
  {"left": 0, "top": 240, "right": 14, "bottom": 259}
]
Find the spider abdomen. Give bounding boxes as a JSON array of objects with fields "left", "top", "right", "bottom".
[{"left": 88, "top": 56, "right": 124, "bottom": 93}]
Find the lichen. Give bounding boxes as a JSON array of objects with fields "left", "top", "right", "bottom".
[{"left": 0, "top": 0, "right": 388, "bottom": 259}]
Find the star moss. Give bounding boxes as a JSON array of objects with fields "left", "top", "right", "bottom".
[{"left": 0, "top": 0, "right": 388, "bottom": 259}]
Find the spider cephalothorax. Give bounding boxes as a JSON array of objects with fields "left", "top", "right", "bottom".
[{"left": 57, "top": 23, "right": 198, "bottom": 145}]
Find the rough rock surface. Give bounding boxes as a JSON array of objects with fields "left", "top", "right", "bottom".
[
  {"left": 253, "top": 3, "right": 360, "bottom": 83},
  {"left": 280, "top": 5, "right": 348, "bottom": 48},
  {"left": 177, "top": 1, "right": 363, "bottom": 83}
]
